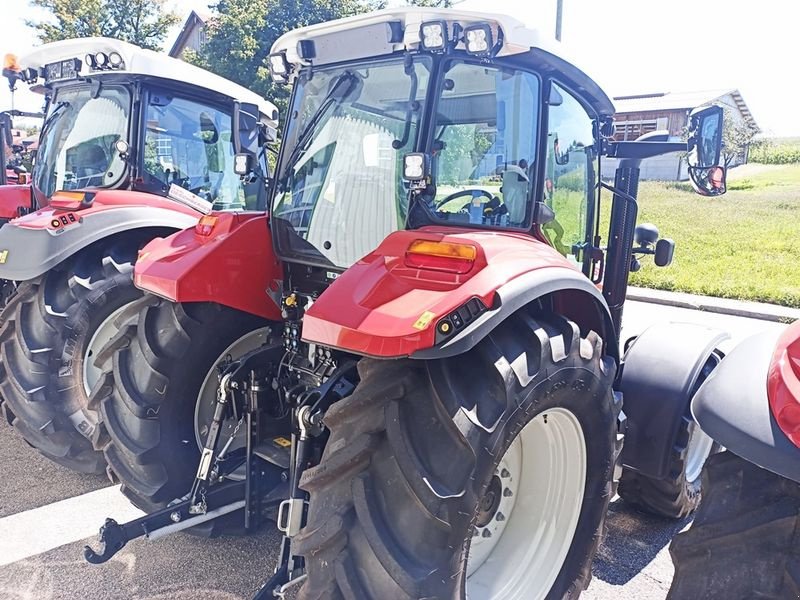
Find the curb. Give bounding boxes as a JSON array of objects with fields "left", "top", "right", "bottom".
[{"left": 627, "top": 287, "right": 800, "bottom": 324}]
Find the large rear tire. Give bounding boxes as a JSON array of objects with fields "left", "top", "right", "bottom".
[
  {"left": 668, "top": 451, "right": 800, "bottom": 599},
  {"left": 0, "top": 241, "right": 138, "bottom": 474},
  {"left": 294, "top": 312, "right": 622, "bottom": 600},
  {"left": 93, "top": 298, "right": 269, "bottom": 512}
]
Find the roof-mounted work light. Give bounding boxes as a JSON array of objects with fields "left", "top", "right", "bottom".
[
  {"left": 464, "top": 23, "right": 493, "bottom": 56},
  {"left": 268, "top": 52, "right": 290, "bottom": 83},
  {"left": 420, "top": 20, "right": 447, "bottom": 52}
]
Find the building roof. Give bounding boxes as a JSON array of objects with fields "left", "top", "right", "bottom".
[
  {"left": 613, "top": 89, "right": 757, "bottom": 127},
  {"left": 18, "top": 37, "right": 277, "bottom": 123},
  {"left": 169, "top": 10, "right": 212, "bottom": 58}
]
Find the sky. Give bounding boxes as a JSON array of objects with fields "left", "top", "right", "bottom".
[{"left": 2, "top": 0, "right": 799, "bottom": 137}]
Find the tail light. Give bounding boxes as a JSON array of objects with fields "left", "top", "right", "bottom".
[
  {"left": 50, "top": 191, "right": 93, "bottom": 210},
  {"left": 195, "top": 215, "right": 218, "bottom": 236},
  {"left": 405, "top": 239, "right": 477, "bottom": 274}
]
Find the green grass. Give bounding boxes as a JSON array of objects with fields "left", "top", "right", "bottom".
[{"left": 608, "top": 164, "right": 800, "bottom": 307}]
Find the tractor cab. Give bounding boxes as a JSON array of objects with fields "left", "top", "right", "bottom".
[
  {"left": 1, "top": 38, "right": 277, "bottom": 216},
  {"left": 264, "top": 8, "right": 724, "bottom": 296}
]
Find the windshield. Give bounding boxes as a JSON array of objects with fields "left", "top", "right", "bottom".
[
  {"left": 34, "top": 84, "right": 130, "bottom": 197},
  {"left": 272, "top": 56, "right": 431, "bottom": 268},
  {"left": 422, "top": 60, "right": 540, "bottom": 229},
  {"left": 142, "top": 91, "right": 260, "bottom": 210}
]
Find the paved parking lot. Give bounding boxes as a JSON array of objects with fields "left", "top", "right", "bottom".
[{"left": 0, "top": 300, "right": 787, "bottom": 600}]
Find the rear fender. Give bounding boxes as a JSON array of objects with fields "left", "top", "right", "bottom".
[
  {"left": 302, "top": 227, "right": 618, "bottom": 360},
  {"left": 692, "top": 324, "right": 800, "bottom": 483},
  {"left": 0, "top": 184, "right": 33, "bottom": 222},
  {"left": 0, "top": 201, "right": 198, "bottom": 281},
  {"left": 135, "top": 212, "right": 283, "bottom": 321},
  {"left": 619, "top": 322, "right": 728, "bottom": 479}
]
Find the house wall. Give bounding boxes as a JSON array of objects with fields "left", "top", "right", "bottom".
[{"left": 173, "top": 20, "right": 206, "bottom": 60}]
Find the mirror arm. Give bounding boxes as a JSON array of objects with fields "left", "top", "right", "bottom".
[{"left": 607, "top": 141, "right": 686, "bottom": 160}]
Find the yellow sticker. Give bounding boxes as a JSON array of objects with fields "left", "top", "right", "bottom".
[
  {"left": 0, "top": 250, "right": 8, "bottom": 264},
  {"left": 413, "top": 310, "right": 436, "bottom": 330},
  {"left": 273, "top": 436, "right": 291, "bottom": 448}
]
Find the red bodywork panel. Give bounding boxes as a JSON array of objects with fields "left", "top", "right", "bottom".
[
  {"left": 12, "top": 189, "right": 197, "bottom": 229},
  {"left": 135, "top": 212, "right": 283, "bottom": 321},
  {"left": 0, "top": 185, "right": 33, "bottom": 220},
  {"left": 768, "top": 320, "right": 800, "bottom": 447},
  {"left": 302, "top": 227, "right": 578, "bottom": 357}
]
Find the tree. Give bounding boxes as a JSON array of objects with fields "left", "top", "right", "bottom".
[
  {"left": 27, "top": 0, "right": 179, "bottom": 51},
  {"left": 189, "top": 0, "right": 374, "bottom": 120},
  {"left": 721, "top": 105, "right": 759, "bottom": 166}
]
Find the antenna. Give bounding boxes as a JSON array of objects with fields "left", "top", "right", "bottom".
[{"left": 555, "top": 0, "right": 563, "bottom": 41}]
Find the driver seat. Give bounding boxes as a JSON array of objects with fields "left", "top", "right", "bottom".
[{"left": 502, "top": 165, "right": 529, "bottom": 224}]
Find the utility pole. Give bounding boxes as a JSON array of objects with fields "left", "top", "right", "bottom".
[{"left": 555, "top": 0, "right": 563, "bottom": 41}]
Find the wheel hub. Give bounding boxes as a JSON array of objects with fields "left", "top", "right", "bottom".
[
  {"left": 466, "top": 408, "right": 587, "bottom": 600},
  {"left": 475, "top": 475, "right": 503, "bottom": 528}
]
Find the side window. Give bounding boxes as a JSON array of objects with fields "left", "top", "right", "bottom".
[
  {"left": 543, "top": 83, "right": 595, "bottom": 261},
  {"left": 143, "top": 93, "right": 254, "bottom": 210}
]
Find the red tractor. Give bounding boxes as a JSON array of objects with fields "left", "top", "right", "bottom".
[
  {"left": 0, "top": 37, "right": 278, "bottom": 474},
  {"left": 669, "top": 318, "right": 800, "bottom": 598},
  {"left": 82, "top": 8, "right": 729, "bottom": 599}
]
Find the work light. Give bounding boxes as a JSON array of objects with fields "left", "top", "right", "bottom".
[
  {"left": 234, "top": 153, "right": 252, "bottom": 175},
  {"left": 403, "top": 153, "right": 426, "bottom": 181},
  {"left": 420, "top": 21, "right": 447, "bottom": 51},
  {"left": 464, "top": 24, "right": 493, "bottom": 56},
  {"left": 268, "top": 52, "right": 290, "bottom": 83},
  {"left": 94, "top": 52, "right": 108, "bottom": 68},
  {"left": 108, "top": 52, "right": 124, "bottom": 68}
]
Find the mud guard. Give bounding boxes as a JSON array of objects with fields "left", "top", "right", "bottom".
[
  {"left": 134, "top": 212, "right": 283, "bottom": 321},
  {"left": 0, "top": 205, "right": 198, "bottom": 281},
  {"left": 410, "top": 267, "right": 618, "bottom": 361},
  {"left": 692, "top": 328, "right": 800, "bottom": 484},
  {"left": 619, "top": 322, "right": 728, "bottom": 480}
]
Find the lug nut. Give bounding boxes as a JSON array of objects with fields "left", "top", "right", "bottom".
[
  {"left": 496, "top": 512, "right": 505, "bottom": 522},
  {"left": 503, "top": 488, "right": 513, "bottom": 497},
  {"left": 482, "top": 529, "right": 492, "bottom": 538},
  {"left": 170, "top": 511, "right": 181, "bottom": 523},
  {"left": 500, "top": 468, "right": 510, "bottom": 478}
]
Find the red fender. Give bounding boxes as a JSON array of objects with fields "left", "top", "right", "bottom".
[
  {"left": 135, "top": 212, "right": 283, "bottom": 321},
  {"left": 0, "top": 184, "right": 33, "bottom": 221},
  {"left": 302, "top": 227, "right": 589, "bottom": 358},
  {"left": 769, "top": 320, "right": 800, "bottom": 447}
]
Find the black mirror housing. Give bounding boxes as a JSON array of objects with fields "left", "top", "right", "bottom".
[
  {"left": 232, "top": 101, "right": 259, "bottom": 154},
  {"left": 687, "top": 105, "right": 726, "bottom": 196}
]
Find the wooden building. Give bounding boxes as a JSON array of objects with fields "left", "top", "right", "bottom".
[{"left": 605, "top": 89, "right": 758, "bottom": 180}]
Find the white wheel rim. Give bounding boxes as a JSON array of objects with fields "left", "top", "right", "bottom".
[
  {"left": 193, "top": 328, "right": 271, "bottom": 451},
  {"left": 684, "top": 425, "right": 714, "bottom": 483},
  {"left": 466, "top": 407, "right": 587, "bottom": 600},
  {"left": 82, "top": 303, "right": 134, "bottom": 394}
]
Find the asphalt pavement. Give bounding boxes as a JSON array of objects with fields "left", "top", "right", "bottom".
[{"left": 0, "top": 299, "right": 789, "bottom": 600}]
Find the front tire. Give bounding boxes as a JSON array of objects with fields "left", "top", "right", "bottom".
[
  {"left": 294, "top": 312, "right": 622, "bottom": 599},
  {"left": 669, "top": 451, "right": 800, "bottom": 599},
  {"left": 618, "top": 351, "right": 722, "bottom": 519}
]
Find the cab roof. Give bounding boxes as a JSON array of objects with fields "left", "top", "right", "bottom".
[
  {"left": 19, "top": 37, "right": 278, "bottom": 124},
  {"left": 271, "top": 7, "right": 615, "bottom": 117}
]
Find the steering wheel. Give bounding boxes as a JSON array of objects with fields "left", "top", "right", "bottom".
[{"left": 434, "top": 189, "right": 494, "bottom": 213}]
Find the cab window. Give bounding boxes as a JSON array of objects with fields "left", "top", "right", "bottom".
[
  {"left": 542, "top": 83, "right": 596, "bottom": 261},
  {"left": 142, "top": 92, "right": 258, "bottom": 210},
  {"left": 427, "top": 60, "right": 540, "bottom": 228}
]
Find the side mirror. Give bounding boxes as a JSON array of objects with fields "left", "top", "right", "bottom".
[
  {"left": 232, "top": 101, "right": 260, "bottom": 177},
  {"left": 553, "top": 136, "right": 570, "bottom": 165},
  {"left": 687, "top": 105, "right": 726, "bottom": 196}
]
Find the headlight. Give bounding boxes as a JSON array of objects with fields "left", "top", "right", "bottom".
[
  {"left": 420, "top": 20, "right": 447, "bottom": 51},
  {"left": 268, "top": 52, "right": 290, "bottom": 83},
  {"left": 464, "top": 24, "right": 493, "bottom": 56}
]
